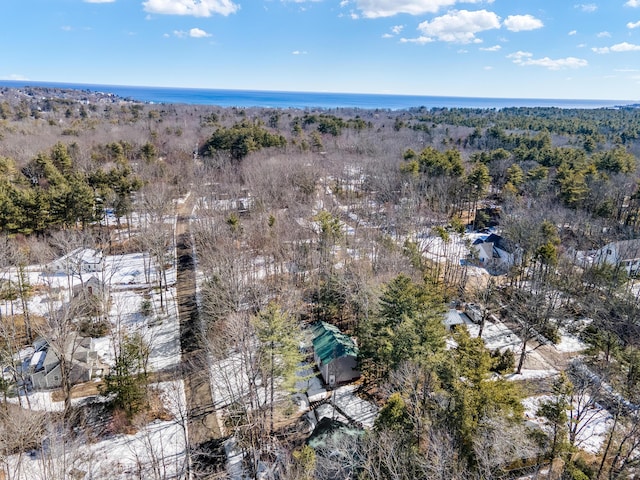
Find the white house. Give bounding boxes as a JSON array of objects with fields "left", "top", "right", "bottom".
[
  {"left": 48, "top": 248, "right": 104, "bottom": 275},
  {"left": 594, "top": 239, "right": 640, "bottom": 276},
  {"left": 471, "top": 233, "right": 521, "bottom": 273}
]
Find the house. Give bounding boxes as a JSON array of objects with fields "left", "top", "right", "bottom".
[
  {"left": 471, "top": 233, "right": 521, "bottom": 273},
  {"left": 594, "top": 239, "right": 640, "bottom": 276},
  {"left": 24, "top": 335, "right": 107, "bottom": 390},
  {"left": 48, "top": 248, "right": 104, "bottom": 275},
  {"left": 311, "top": 322, "right": 360, "bottom": 386}
]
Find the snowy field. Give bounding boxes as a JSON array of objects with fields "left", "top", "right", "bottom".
[
  {"left": 522, "top": 394, "right": 613, "bottom": 455},
  {"left": 7, "top": 381, "right": 188, "bottom": 480},
  {"left": 555, "top": 325, "right": 588, "bottom": 354},
  {"left": 2, "top": 245, "right": 186, "bottom": 478},
  {"left": 2, "top": 250, "right": 180, "bottom": 374},
  {"left": 461, "top": 314, "right": 559, "bottom": 378}
]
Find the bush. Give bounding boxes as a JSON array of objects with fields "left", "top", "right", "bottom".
[
  {"left": 78, "top": 318, "right": 110, "bottom": 337},
  {"left": 563, "top": 462, "right": 590, "bottom": 480},
  {"left": 491, "top": 348, "right": 515, "bottom": 374},
  {"left": 140, "top": 297, "right": 153, "bottom": 317}
]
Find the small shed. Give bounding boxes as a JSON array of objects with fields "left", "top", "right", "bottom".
[
  {"left": 72, "top": 275, "right": 104, "bottom": 298},
  {"left": 312, "top": 322, "right": 360, "bottom": 387},
  {"left": 444, "top": 309, "right": 466, "bottom": 332}
]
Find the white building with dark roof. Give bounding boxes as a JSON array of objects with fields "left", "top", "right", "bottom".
[{"left": 595, "top": 239, "right": 640, "bottom": 275}]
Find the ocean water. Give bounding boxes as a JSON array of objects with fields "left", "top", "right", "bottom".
[{"left": 0, "top": 80, "right": 635, "bottom": 110}]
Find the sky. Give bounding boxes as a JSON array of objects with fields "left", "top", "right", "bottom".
[{"left": 3, "top": 0, "right": 640, "bottom": 100}]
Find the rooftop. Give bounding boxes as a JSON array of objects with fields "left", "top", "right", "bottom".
[{"left": 312, "top": 322, "right": 358, "bottom": 366}]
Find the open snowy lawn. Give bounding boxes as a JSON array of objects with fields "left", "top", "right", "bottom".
[
  {"left": 522, "top": 395, "right": 613, "bottom": 455},
  {"left": 462, "top": 315, "right": 558, "bottom": 375},
  {"left": 417, "top": 233, "right": 469, "bottom": 265},
  {"left": 7, "top": 381, "right": 188, "bottom": 480},
  {"left": 555, "top": 326, "right": 588, "bottom": 354},
  {"left": 505, "top": 369, "right": 559, "bottom": 381}
]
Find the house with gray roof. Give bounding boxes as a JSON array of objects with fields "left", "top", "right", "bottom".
[{"left": 24, "top": 334, "right": 107, "bottom": 390}]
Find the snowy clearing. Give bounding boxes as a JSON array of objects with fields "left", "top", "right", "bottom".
[{"left": 522, "top": 395, "right": 613, "bottom": 455}]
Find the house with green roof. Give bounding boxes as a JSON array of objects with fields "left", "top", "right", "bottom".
[{"left": 312, "top": 321, "right": 360, "bottom": 386}]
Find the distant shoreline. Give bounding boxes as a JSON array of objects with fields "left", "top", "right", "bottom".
[{"left": 0, "top": 79, "right": 636, "bottom": 110}]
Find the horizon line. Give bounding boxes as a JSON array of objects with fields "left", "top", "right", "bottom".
[{"left": 0, "top": 79, "right": 637, "bottom": 105}]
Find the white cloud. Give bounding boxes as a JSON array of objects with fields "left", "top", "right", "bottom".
[
  {"left": 400, "top": 36, "right": 434, "bottom": 44},
  {"left": 507, "top": 51, "right": 532, "bottom": 62},
  {"left": 508, "top": 51, "right": 588, "bottom": 70},
  {"left": 593, "top": 41, "right": 640, "bottom": 53},
  {"left": 352, "top": 0, "right": 491, "bottom": 19},
  {"left": 189, "top": 27, "right": 211, "bottom": 37},
  {"left": 575, "top": 3, "right": 597, "bottom": 12},
  {"left": 171, "top": 28, "right": 211, "bottom": 38},
  {"left": 143, "top": 0, "right": 239, "bottom": 17},
  {"left": 611, "top": 42, "right": 640, "bottom": 52},
  {"left": 503, "top": 14, "right": 543, "bottom": 32},
  {"left": 4, "top": 74, "right": 29, "bottom": 81},
  {"left": 292, "top": 50, "right": 308, "bottom": 55},
  {"left": 626, "top": 0, "right": 640, "bottom": 7},
  {"left": 61, "top": 25, "right": 73, "bottom": 31},
  {"left": 383, "top": 25, "right": 404, "bottom": 38},
  {"left": 416, "top": 9, "right": 501, "bottom": 44},
  {"left": 597, "top": 31, "right": 611, "bottom": 38},
  {"left": 568, "top": 30, "right": 577, "bottom": 35},
  {"left": 627, "top": 20, "right": 640, "bottom": 28},
  {"left": 483, "top": 65, "right": 493, "bottom": 70},
  {"left": 480, "top": 44, "right": 501, "bottom": 51}
]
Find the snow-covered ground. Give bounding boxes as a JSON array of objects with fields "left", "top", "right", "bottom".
[
  {"left": 554, "top": 326, "right": 588, "bottom": 354},
  {"left": 1, "top": 239, "right": 185, "bottom": 479},
  {"left": 522, "top": 395, "right": 613, "bottom": 455},
  {"left": 415, "top": 230, "right": 489, "bottom": 277},
  {"left": 461, "top": 314, "right": 559, "bottom": 378},
  {"left": 7, "top": 381, "right": 188, "bottom": 479}
]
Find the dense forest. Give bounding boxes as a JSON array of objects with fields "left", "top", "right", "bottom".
[{"left": 1, "top": 86, "right": 640, "bottom": 479}]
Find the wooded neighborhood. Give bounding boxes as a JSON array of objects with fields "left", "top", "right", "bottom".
[{"left": 1, "top": 85, "right": 640, "bottom": 479}]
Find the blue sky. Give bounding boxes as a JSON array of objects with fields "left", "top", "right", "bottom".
[{"left": 3, "top": 0, "right": 640, "bottom": 100}]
